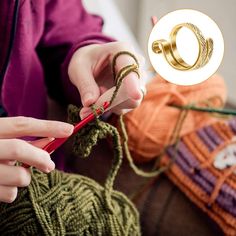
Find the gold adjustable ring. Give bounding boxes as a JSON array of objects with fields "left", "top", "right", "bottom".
[{"left": 152, "top": 23, "right": 213, "bottom": 71}]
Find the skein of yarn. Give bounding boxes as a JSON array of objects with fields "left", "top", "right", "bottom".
[
  {"left": 0, "top": 169, "right": 140, "bottom": 236},
  {"left": 121, "top": 74, "right": 227, "bottom": 163}
]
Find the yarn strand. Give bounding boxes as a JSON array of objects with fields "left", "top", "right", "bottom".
[
  {"left": 110, "top": 51, "right": 169, "bottom": 177},
  {"left": 171, "top": 104, "right": 236, "bottom": 116}
]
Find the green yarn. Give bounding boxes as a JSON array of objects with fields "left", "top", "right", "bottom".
[
  {"left": 0, "top": 169, "right": 140, "bottom": 236},
  {"left": 171, "top": 104, "right": 236, "bottom": 116},
  {"left": 0, "top": 105, "right": 141, "bottom": 236},
  {"left": 0, "top": 102, "right": 141, "bottom": 235},
  {"left": 68, "top": 104, "right": 123, "bottom": 195}
]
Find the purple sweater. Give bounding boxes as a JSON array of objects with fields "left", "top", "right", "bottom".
[{"left": 0, "top": 0, "right": 113, "bottom": 118}]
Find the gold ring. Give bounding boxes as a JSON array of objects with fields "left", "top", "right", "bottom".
[{"left": 152, "top": 23, "right": 213, "bottom": 71}]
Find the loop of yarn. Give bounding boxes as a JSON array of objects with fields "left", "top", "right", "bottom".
[
  {"left": 110, "top": 64, "right": 139, "bottom": 104},
  {"left": 120, "top": 74, "right": 227, "bottom": 163},
  {"left": 111, "top": 50, "right": 140, "bottom": 80}
]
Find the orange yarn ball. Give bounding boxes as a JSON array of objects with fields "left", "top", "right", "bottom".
[{"left": 123, "top": 74, "right": 227, "bottom": 163}]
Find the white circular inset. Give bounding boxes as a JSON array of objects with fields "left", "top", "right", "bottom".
[{"left": 148, "top": 9, "right": 224, "bottom": 85}]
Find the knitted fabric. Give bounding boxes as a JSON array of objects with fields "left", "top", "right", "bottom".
[{"left": 161, "top": 118, "right": 236, "bottom": 236}]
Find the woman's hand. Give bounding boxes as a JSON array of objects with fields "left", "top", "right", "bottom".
[
  {"left": 68, "top": 42, "right": 146, "bottom": 118},
  {"left": 0, "top": 116, "right": 73, "bottom": 203}
]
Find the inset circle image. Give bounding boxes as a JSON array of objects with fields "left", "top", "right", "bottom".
[{"left": 148, "top": 9, "right": 224, "bottom": 85}]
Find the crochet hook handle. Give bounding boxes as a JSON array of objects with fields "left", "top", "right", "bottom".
[
  {"left": 22, "top": 102, "right": 110, "bottom": 168},
  {"left": 43, "top": 101, "right": 110, "bottom": 154}
]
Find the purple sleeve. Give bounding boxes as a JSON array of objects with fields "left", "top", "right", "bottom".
[{"left": 37, "top": 0, "right": 114, "bottom": 106}]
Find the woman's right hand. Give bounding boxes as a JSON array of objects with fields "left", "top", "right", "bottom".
[{"left": 0, "top": 116, "right": 74, "bottom": 203}]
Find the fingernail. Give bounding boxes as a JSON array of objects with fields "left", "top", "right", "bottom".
[
  {"left": 47, "top": 137, "right": 55, "bottom": 142},
  {"left": 130, "top": 88, "right": 143, "bottom": 101},
  {"left": 62, "top": 124, "right": 74, "bottom": 135},
  {"left": 83, "top": 93, "right": 93, "bottom": 106},
  {"left": 80, "top": 110, "right": 91, "bottom": 120},
  {"left": 46, "top": 161, "right": 55, "bottom": 173}
]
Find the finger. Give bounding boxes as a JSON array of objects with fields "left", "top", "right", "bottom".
[
  {"left": 0, "top": 160, "right": 16, "bottom": 165},
  {"left": 99, "top": 43, "right": 145, "bottom": 97},
  {"left": 115, "top": 56, "right": 143, "bottom": 101},
  {"left": 113, "top": 108, "right": 133, "bottom": 115},
  {"left": 111, "top": 97, "right": 142, "bottom": 115},
  {"left": 0, "top": 139, "right": 55, "bottom": 173},
  {"left": 79, "top": 78, "right": 146, "bottom": 120},
  {"left": 112, "top": 48, "right": 147, "bottom": 100},
  {"left": 0, "top": 185, "right": 17, "bottom": 203},
  {"left": 79, "top": 85, "right": 127, "bottom": 119},
  {"left": 0, "top": 117, "right": 74, "bottom": 139},
  {"left": 79, "top": 79, "right": 143, "bottom": 119},
  {"left": 80, "top": 91, "right": 143, "bottom": 120},
  {"left": 123, "top": 74, "right": 143, "bottom": 100},
  {"left": 68, "top": 50, "right": 100, "bottom": 107},
  {"left": 29, "top": 137, "right": 55, "bottom": 148},
  {"left": 80, "top": 107, "right": 92, "bottom": 120},
  {"left": 0, "top": 164, "right": 31, "bottom": 187}
]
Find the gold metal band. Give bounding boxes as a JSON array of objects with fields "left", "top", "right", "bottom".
[{"left": 152, "top": 23, "right": 213, "bottom": 71}]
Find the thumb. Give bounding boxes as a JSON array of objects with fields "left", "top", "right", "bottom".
[{"left": 69, "top": 60, "right": 100, "bottom": 107}]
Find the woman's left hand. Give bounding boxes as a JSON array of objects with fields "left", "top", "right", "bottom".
[{"left": 68, "top": 42, "right": 146, "bottom": 119}]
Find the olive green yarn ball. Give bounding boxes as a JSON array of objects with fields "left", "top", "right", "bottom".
[{"left": 0, "top": 169, "right": 141, "bottom": 236}]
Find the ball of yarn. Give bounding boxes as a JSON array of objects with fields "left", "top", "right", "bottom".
[
  {"left": 122, "top": 74, "right": 227, "bottom": 163},
  {"left": 0, "top": 169, "right": 140, "bottom": 236}
]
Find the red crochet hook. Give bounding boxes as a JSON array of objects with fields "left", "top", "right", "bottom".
[{"left": 22, "top": 101, "right": 110, "bottom": 168}]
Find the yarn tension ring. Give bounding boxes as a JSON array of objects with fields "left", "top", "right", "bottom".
[{"left": 148, "top": 9, "right": 224, "bottom": 85}]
